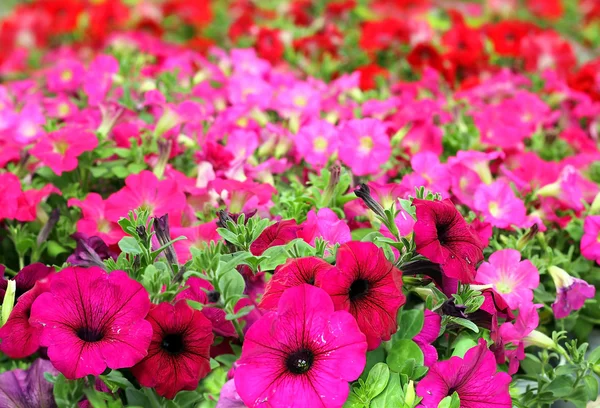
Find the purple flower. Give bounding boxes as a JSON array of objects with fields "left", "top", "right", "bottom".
[
  {"left": 0, "top": 359, "right": 58, "bottom": 408},
  {"left": 549, "top": 266, "right": 596, "bottom": 319},
  {"left": 66, "top": 233, "right": 116, "bottom": 269}
]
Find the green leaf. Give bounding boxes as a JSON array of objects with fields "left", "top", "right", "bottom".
[
  {"left": 99, "top": 371, "right": 134, "bottom": 392},
  {"left": 218, "top": 270, "right": 245, "bottom": 304},
  {"left": 451, "top": 334, "right": 478, "bottom": 358},
  {"left": 118, "top": 236, "right": 142, "bottom": 255},
  {"left": 546, "top": 375, "right": 575, "bottom": 398},
  {"left": 387, "top": 339, "right": 424, "bottom": 373},
  {"left": 343, "top": 392, "right": 366, "bottom": 408},
  {"left": 437, "top": 392, "right": 460, "bottom": 408},
  {"left": 583, "top": 375, "right": 598, "bottom": 401},
  {"left": 395, "top": 309, "right": 424, "bottom": 340},
  {"left": 364, "top": 363, "right": 390, "bottom": 399},
  {"left": 259, "top": 245, "right": 290, "bottom": 271},
  {"left": 371, "top": 372, "right": 404, "bottom": 408},
  {"left": 588, "top": 345, "right": 600, "bottom": 364},
  {"left": 449, "top": 317, "right": 479, "bottom": 333}
]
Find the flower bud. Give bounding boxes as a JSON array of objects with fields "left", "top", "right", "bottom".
[
  {"left": 1, "top": 280, "right": 16, "bottom": 327},
  {"left": 523, "top": 330, "right": 555, "bottom": 349},
  {"left": 354, "top": 183, "right": 386, "bottom": 220}
]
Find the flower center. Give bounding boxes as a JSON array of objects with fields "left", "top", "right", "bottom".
[
  {"left": 447, "top": 387, "right": 458, "bottom": 396},
  {"left": 496, "top": 281, "right": 512, "bottom": 294},
  {"left": 436, "top": 223, "right": 450, "bottom": 244},
  {"left": 313, "top": 136, "right": 328, "bottom": 152},
  {"left": 61, "top": 70, "right": 73, "bottom": 82},
  {"left": 58, "top": 103, "right": 70, "bottom": 116},
  {"left": 161, "top": 333, "right": 185, "bottom": 355},
  {"left": 53, "top": 140, "right": 69, "bottom": 155},
  {"left": 207, "top": 290, "right": 220, "bottom": 303},
  {"left": 359, "top": 136, "right": 374, "bottom": 153},
  {"left": 286, "top": 348, "right": 314, "bottom": 375},
  {"left": 488, "top": 201, "right": 500, "bottom": 217},
  {"left": 349, "top": 279, "right": 369, "bottom": 301},
  {"left": 294, "top": 95, "right": 307, "bottom": 107},
  {"left": 77, "top": 327, "right": 104, "bottom": 343}
]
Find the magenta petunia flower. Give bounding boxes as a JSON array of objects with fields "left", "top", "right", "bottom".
[
  {"left": 0, "top": 172, "right": 22, "bottom": 221},
  {"left": 413, "top": 199, "right": 484, "bottom": 283},
  {"left": 0, "top": 262, "right": 54, "bottom": 302},
  {"left": 581, "top": 215, "right": 600, "bottom": 265},
  {"left": 30, "top": 266, "right": 153, "bottom": 379},
  {"left": 0, "top": 280, "right": 51, "bottom": 359},
  {"left": 294, "top": 120, "right": 339, "bottom": 168},
  {"left": 414, "top": 310, "right": 442, "bottom": 366},
  {"left": 175, "top": 277, "right": 237, "bottom": 338},
  {"left": 249, "top": 219, "right": 302, "bottom": 256},
  {"left": 319, "top": 241, "right": 406, "bottom": 350},
  {"left": 338, "top": 118, "right": 391, "bottom": 176},
  {"left": 473, "top": 179, "right": 529, "bottom": 229},
  {"left": 496, "top": 303, "right": 539, "bottom": 373},
  {"left": 299, "top": 208, "right": 351, "bottom": 246},
  {"left": 171, "top": 222, "right": 221, "bottom": 262},
  {"left": 30, "top": 126, "right": 98, "bottom": 176},
  {"left": 537, "top": 165, "right": 597, "bottom": 212},
  {"left": 68, "top": 193, "right": 124, "bottom": 245},
  {"left": 416, "top": 339, "right": 512, "bottom": 408},
  {"left": 235, "top": 284, "right": 367, "bottom": 408},
  {"left": 548, "top": 266, "right": 596, "bottom": 319},
  {"left": 131, "top": 300, "right": 213, "bottom": 399},
  {"left": 476, "top": 249, "right": 539, "bottom": 310},
  {"left": 259, "top": 257, "right": 336, "bottom": 310},
  {"left": 105, "top": 171, "right": 187, "bottom": 225},
  {"left": 409, "top": 152, "right": 451, "bottom": 196}
]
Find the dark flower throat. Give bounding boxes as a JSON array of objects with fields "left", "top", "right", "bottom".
[
  {"left": 77, "top": 327, "right": 104, "bottom": 343},
  {"left": 286, "top": 349, "right": 314, "bottom": 375},
  {"left": 349, "top": 279, "right": 369, "bottom": 301},
  {"left": 161, "top": 333, "right": 185, "bottom": 354}
]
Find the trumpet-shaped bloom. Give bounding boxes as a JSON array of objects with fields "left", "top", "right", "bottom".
[
  {"left": 30, "top": 266, "right": 152, "bottom": 379},
  {"left": 249, "top": 220, "right": 302, "bottom": 256},
  {"left": 299, "top": 208, "right": 351, "bottom": 246},
  {"left": 0, "top": 358, "right": 58, "bottom": 408},
  {"left": 338, "top": 118, "right": 390, "bottom": 176},
  {"left": 416, "top": 339, "right": 512, "bottom": 408},
  {"left": 294, "top": 120, "right": 339, "bottom": 168},
  {"left": 131, "top": 300, "right": 213, "bottom": 399},
  {"left": 473, "top": 180, "right": 529, "bottom": 229},
  {"left": 320, "top": 241, "right": 405, "bottom": 350},
  {"left": 581, "top": 215, "right": 600, "bottom": 265},
  {"left": 476, "top": 249, "right": 539, "bottom": 310},
  {"left": 235, "top": 284, "right": 367, "bottom": 408},
  {"left": 413, "top": 199, "right": 484, "bottom": 283}
]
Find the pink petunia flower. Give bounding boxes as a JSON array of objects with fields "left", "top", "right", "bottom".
[
  {"left": 30, "top": 126, "right": 98, "bottom": 176},
  {"left": 0, "top": 173, "right": 22, "bottom": 221},
  {"left": 30, "top": 266, "right": 153, "bottom": 379},
  {"left": 83, "top": 55, "right": 119, "bottom": 106},
  {"left": 473, "top": 180, "right": 529, "bottom": 229},
  {"left": 416, "top": 339, "right": 512, "bottom": 408},
  {"left": 171, "top": 222, "right": 222, "bottom": 262},
  {"left": 294, "top": 120, "right": 340, "bottom": 168},
  {"left": 496, "top": 304, "right": 539, "bottom": 374},
  {"left": 414, "top": 310, "right": 442, "bottom": 366},
  {"left": 46, "top": 59, "right": 85, "bottom": 93},
  {"left": 476, "top": 249, "right": 539, "bottom": 310},
  {"left": 249, "top": 220, "right": 302, "bottom": 256},
  {"left": 581, "top": 215, "right": 600, "bottom": 265},
  {"left": 319, "top": 241, "right": 406, "bottom": 350},
  {"left": 537, "top": 165, "right": 597, "bottom": 212},
  {"left": 413, "top": 199, "right": 484, "bottom": 283},
  {"left": 105, "top": 171, "right": 187, "bottom": 224},
  {"left": 175, "top": 277, "right": 237, "bottom": 338},
  {"left": 299, "top": 208, "right": 351, "bottom": 246},
  {"left": 68, "top": 193, "right": 124, "bottom": 246},
  {"left": 259, "top": 257, "right": 336, "bottom": 310},
  {"left": 12, "top": 102, "right": 46, "bottom": 144},
  {"left": 338, "top": 118, "right": 391, "bottom": 176},
  {"left": 235, "top": 284, "right": 367, "bottom": 408},
  {"left": 408, "top": 152, "right": 451, "bottom": 196},
  {"left": 548, "top": 266, "right": 596, "bottom": 319}
]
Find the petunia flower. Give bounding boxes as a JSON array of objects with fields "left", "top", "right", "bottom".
[
  {"left": 548, "top": 266, "right": 596, "bottom": 319},
  {"left": 131, "top": 300, "right": 213, "bottom": 399},
  {"left": 496, "top": 303, "right": 539, "bottom": 374},
  {"left": 235, "top": 284, "right": 367, "bottom": 408},
  {"left": 0, "top": 279, "right": 51, "bottom": 358},
  {"left": 581, "top": 215, "right": 600, "bottom": 265},
  {"left": 338, "top": 118, "right": 391, "bottom": 176},
  {"left": 537, "top": 165, "right": 597, "bottom": 212},
  {"left": 46, "top": 59, "right": 84, "bottom": 93},
  {"left": 413, "top": 199, "right": 484, "bottom": 283},
  {"left": 83, "top": 54, "right": 118, "bottom": 106},
  {"left": 0, "top": 172, "right": 22, "bottom": 221},
  {"left": 319, "top": 241, "right": 406, "bottom": 350},
  {"left": 66, "top": 233, "right": 116, "bottom": 269},
  {"left": 473, "top": 180, "right": 529, "bottom": 229},
  {"left": 416, "top": 339, "right": 512, "bottom": 408},
  {"left": 30, "top": 266, "right": 153, "bottom": 379},
  {"left": 414, "top": 310, "right": 442, "bottom": 366},
  {"left": 0, "top": 263, "right": 54, "bottom": 302},
  {"left": 175, "top": 277, "right": 237, "bottom": 338},
  {"left": 294, "top": 120, "right": 339, "bottom": 168},
  {"left": 68, "top": 193, "right": 124, "bottom": 246},
  {"left": 475, "top": 249, "right": 539, "bottom": 310},
  {"left": 299, "top": 208, "right": 351, "bottom": 246},
  {"left": 259, "top": 257, "right": 336, "bottom": 310},
  {"left": 105, "top": 171, "right": 188, "bottom": 225},
  {"left": 249, "top": 220, "right": 302, "bottom": 256},
  {"left": 171, "top": 222, "right": 222, "bottom": 262},
  {"left": 30, "top": 126, "right": 98, "bottom": 176},
  {"left": 216, "top": 379, "right": 245, "bottom": 408},
  {"left": 0, "top": 358, "right": 58, "bottom": 408}
]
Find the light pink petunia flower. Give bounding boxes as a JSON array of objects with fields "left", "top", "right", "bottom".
[
  {"left": 473, "top": 179, "right": 529, "bottom": 229},
  {"left": 338, "top": 118, "right": 391, "bottom": 176}
]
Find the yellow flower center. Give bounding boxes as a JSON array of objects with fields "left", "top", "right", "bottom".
[
  {"left": 58, "top": 103, "right": 70, "bottom": 116},
  {"left": 294, "top": 95, "right": 307, "bottom": 107},
  {"left": 496, "top": 281, "right": 512, "bottom": 294},
  {"left": 236, "top": 117, "right": 248, "bottom": 127},
  {"left": 489, "top": 201, "right": 500, "bottom": 217},
  {"left": 313, "top": 136, "right": 328, "bottom": 152},
  {"left": 359, "top": 136, "right": 374, "bottom": 153},
  {"left": 61, "top": 70, "right": 73, "bottom": 82},
  {"left": 53, "top": 140, "right": 69, "bottom": 155}
]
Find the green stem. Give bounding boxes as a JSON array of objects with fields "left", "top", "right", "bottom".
[{"left": 231, "top": 317, "right": 245, "bottom": 342}]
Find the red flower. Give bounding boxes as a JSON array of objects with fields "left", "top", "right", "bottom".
[
  {"left": 526, "top": 0, "right": 563, "bottom": 20},
  {"left": 407, "top": 43, "right": 444, "bottom": 73},
  {"left": 131, "top": 300, "right": 213, "bottom": 399},
  {"left": 0, "top": 263, "right": 54, "bottom": 302},
  {"left": 359, "top": 18, "right": 409, "bottom": 53},
  {"left": 250, "top": 220, "right": 302, "bottom": 256},
  {"left": 320, "top": 241, "right": 406, "bottom": 350},
  {"left": 413, "top": 199, "right": 484, "bottom": 283},
  {"left": 255, "top": 27, "right": 285, "bottom": 65},
  {"left": 485, "top": 20, "right": 539, "bottom": 57},
  {"left": 356, "top": 64, "right": 390, "bottom": 91},
  {"left": 163, "top": 0, "right": 212, "bottom": 27},
  {"left": 568, "top": 59, "right": 600, "bottom": 102},
  {"left": 259, "top": 257, "right": 336, "bottom": 310}
]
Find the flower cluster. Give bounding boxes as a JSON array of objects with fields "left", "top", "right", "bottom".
[{"left": 0, "top": 0, "right": 599, "bottom": 407}]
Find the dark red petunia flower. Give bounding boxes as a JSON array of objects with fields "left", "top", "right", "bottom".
[
  {"left": 320, "top": 241, "right": 406, "bottom": 350},
  {"left": 250, "top": 220, "right": 302, "bottom": 256},
  {"left": 359, "top": 18, "right": 409, "bottom": 53},
  {"left": 407, "top": 43, "right": 444, "bottom": 73},
  {"left": 413, "top": 199, "right": 484, "bottom": 283},
  {"left": 485, "top": 20, "right": 539, "bottom": 57},
  {"left": 255, "top": 27, "right": 285, "bottom": 65},
  {"left": 356, "top": 64, "right": 390, "bottom": 91},
  {"left": 0, "top": 263, "right": 54, "bottom": 302},
  {"left": 259, "top": 257, "right": 336, "bottom": 310},
  {"left": 568, "top": 58, "right": 600, "bottom": 102},
  {"left": 131, "top": 300, "right": 213, "bottom": 399},
  {"left": 0, "top": 279, "right": 52, "bottom": 359}
]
